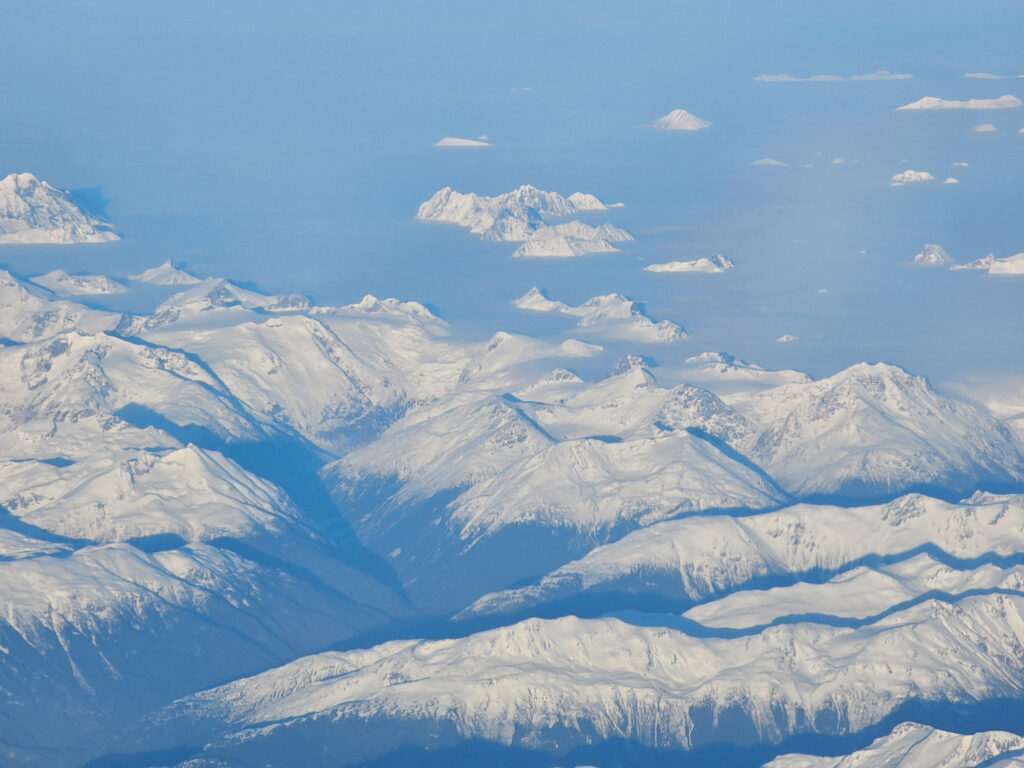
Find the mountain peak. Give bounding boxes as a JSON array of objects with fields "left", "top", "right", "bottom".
[
  {"left": 650, "top": 108, "right": 712, "bottom": 131},
  {"left": 130, "top": 259, "right": 202, "bottom": 285}
]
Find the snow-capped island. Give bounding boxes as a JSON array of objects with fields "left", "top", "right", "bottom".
[
  {"left": 650, "top": 109, "right": 711, "bottom": 131},
  {"left": 913, "top": 244, "right": 954, "bottom": 267},
  {"left": 645, "top": 254, "right": 734, "bottom": 273},
  {"left": 416, "top": 184, "right": 631, "bottom": 258},
  {"left": 0, "top": 172, "right": 119, "bottom": 245}
]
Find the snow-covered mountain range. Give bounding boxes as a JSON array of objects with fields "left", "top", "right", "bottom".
[
  {"left": 1, "top": 264, "right": 1022, "bottom": 766},
  {"left": 165, "top": 594, "right": 1024, "bottom": 765}
]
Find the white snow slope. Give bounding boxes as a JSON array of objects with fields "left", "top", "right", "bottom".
[{"left": 512, "top": 220, "right": 633, "bottom": 258}]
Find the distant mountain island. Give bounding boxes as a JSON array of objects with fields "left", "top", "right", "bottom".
[
  {"left": 416, "top": 184, "right": 632, "bottom": 257},
  {"left": 0, "top": 172, "right": 119, "bottom": 244}
]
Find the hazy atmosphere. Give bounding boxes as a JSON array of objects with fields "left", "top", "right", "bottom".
[
  {"left": 2, "top": 3, "right": 1024, "bottom": 767},
  {"left": 3, "top": 1, "right": 1021, "bottom": 380}
]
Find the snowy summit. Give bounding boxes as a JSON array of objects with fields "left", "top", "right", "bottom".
[
  {"left": 0, "top": 172, "right": 119, "bottom": 245},
  {"left": 129, "top": 260, "right": 203, "bottom": 285},
  {"left": 913, "top": 244, "right": 954, "bottom": 267},
  {"left": 650, "top": 109, "right": 711, "bottom": 131}
]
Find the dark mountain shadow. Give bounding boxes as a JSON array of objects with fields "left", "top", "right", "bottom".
[
  {"left": 685, "top": 426, "right": 793, "bottom": 500},
  {"left": 68, "top": 187, "right": 112, "bottom": 218},
  {"left": 113, "top": 402, "right": 405, "bottom": 595},
  {"left": 0, "top": 502, "right": 90, "bottom": 554},
  {"left": 82, "top": 696, "right": 1024, "bottom": 768}
]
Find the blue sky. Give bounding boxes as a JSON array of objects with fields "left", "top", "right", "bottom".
[{"left": 1, "top": 0, "right": 1022, "bottom": 382}]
